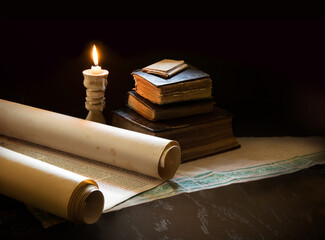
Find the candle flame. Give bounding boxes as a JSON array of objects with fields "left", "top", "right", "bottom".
[{"left": 92, "top": 45, "right": 99, "bottom": 66}]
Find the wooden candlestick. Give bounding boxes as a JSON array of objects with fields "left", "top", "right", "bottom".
[{"left": 83, "top": 69, "right": 109, "bottom": 124}]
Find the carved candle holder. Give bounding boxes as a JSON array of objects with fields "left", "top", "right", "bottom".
[{"left": 83, "top": 69, "right": 109, "bottom": 124}]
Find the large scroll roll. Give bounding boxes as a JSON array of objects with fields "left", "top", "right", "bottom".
[
  {"left": 0, "top": 146, "right": 104, "bottom": 224},
  {"left": 0, "top": 99, "right": 181, "bottom": 180}
]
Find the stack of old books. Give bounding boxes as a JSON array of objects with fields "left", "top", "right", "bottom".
[{"left": 112, "top": 59, "right": 240, "bottom": 162}]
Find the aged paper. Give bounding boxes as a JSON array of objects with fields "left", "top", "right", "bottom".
[
  {"left": 111, "top": 137, "right": 325, "bottom": 211},
  {"left": 0, "top": 99, "right": 181, "bottom": 223},
  {"left": 0, "top": 99, "right": 181, "bottom": 180},
  {"left": 0, "top": 145, "right": 104, "bottom": 224},
  {"left": 0, "top": 135, "right": 163, "bottom": 212},
  {"left": 142, "top": 59, "right": 188, "bottom": 78}
]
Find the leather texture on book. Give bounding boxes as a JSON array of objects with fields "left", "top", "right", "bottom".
[
  {"left": 142, "top": 59, "right": 189, "bottom": 78},
  {"left": 112, "top": 107, "right": 240, "bottom": 162},
  {"left": 113, "top": 107, "right": 233, "bottom": 133},
  {"left": 127, "top": 91, "right": 215, "bottom": 121},
  {"left": 132, "top": 66, "right": 210, "bottom": 87}
]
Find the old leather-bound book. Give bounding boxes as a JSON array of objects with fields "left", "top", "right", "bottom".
[
  {"left": 142, "top": 59, "right": 189, "bottom": 78},
  {"left": 126, "top": 91, "right": 215, "bottom": 121},
  {"left": 132, "top": 66, "right": 212, "bottom": 105},
  {"left": 112, "top": 107, "right": 240, "bottom": 162}
]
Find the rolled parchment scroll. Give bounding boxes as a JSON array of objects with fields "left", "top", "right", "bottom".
[
  {"left": 0, "top": 146, "right": 104, "bottom": 224},
  {"left": 0, "top": 99, "right": 181, "bottom": 223},
  {"left": 0, "top": 99, "right": 181, "bottom": 180}
]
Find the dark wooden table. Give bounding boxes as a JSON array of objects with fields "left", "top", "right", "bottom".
[{"left": 1, "top": 164, "right": 325, "bottom": 240}]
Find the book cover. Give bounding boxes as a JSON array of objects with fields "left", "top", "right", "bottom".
[
  {"left": 142, "top": 59, "right": 189, "bottom": 78},
  {"left": 127, "top": 91, "right": 215, "bottom": 121},
  {"left": 112, "top": 107, "right": 240, "bottom": 162},
  {"left": 132, "top": 66, "right": 212, "bottom": 105},
  {"left": 132, "top": 65, "right": 211, "bottom": 87}
]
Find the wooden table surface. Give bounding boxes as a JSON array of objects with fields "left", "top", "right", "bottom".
[{"left": 1, "top": 164, "right": 325, "bottom": 240}]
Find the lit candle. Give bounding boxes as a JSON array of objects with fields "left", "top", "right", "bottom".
[
  {"left": 83, "top": 45, "right": 109, "bottom": 124},
  {"left": 91, "top": 45, "right": 102, "bottom": 74}
]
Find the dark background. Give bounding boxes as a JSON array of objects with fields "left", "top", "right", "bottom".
[
  {"left": 1, "top": 19, "right": 324, "bottom": 137},
  {"left": 1, "top": 19, "right": 325, "bottom": 240}
]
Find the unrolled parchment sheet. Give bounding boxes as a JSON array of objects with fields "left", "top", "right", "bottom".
[
  {"left": 0, "top": 99, "right": 181, "bottom": 180},
  {"left": 0, "top": 146, "right": 104, "bottom": 224},
  {"left": 111, "top": 137, "right": 325, "bottom": 211}
]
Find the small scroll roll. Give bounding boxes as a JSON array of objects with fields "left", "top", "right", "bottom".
[{"left": 0, "top": 146, "right": 104, "bottom": 224}]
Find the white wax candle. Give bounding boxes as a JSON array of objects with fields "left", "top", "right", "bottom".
[{"left": 91, "top": 65, "right": 102, "bottom": 74}]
